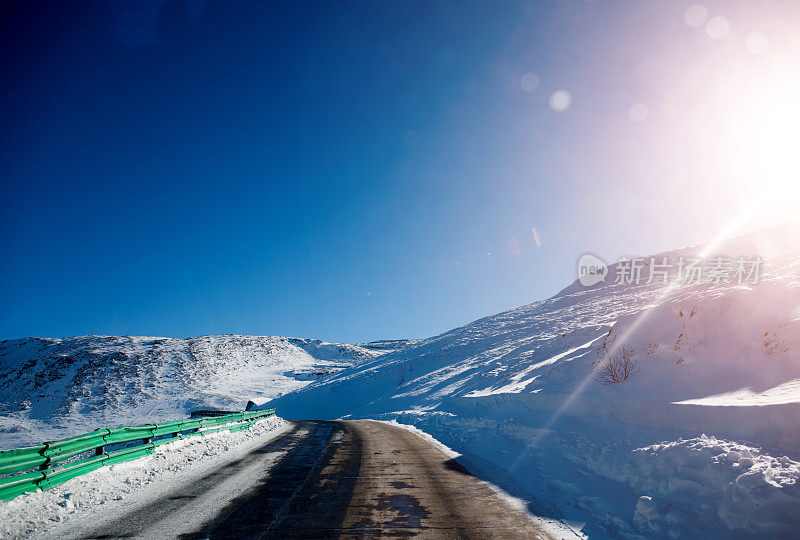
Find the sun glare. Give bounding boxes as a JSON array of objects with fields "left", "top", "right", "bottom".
[
  {"left": 696, "top": 49, "right": 800, "bottom": 226},
  {"left": 732, "top": 82, "right": 800, "bottom": 213}
]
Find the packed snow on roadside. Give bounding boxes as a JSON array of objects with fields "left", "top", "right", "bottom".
[
  {"left": 265, "top": 223, "right": 800, "bottom": 538},
  {"left": 0, "top": 334, "right": 377, "bottom": 448},
  {"left": 0, "top": 415, "right": 289, "bottom": 539}
]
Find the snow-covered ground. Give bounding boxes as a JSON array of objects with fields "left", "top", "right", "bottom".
[
  {"left": 0, "top": 416, "right": 289, "bottom": 538},
  {"left": 0, "top": 335, "right": 377, "bottom": 448},
  {"left": 264, "top": 223, "right": 800, "bottom": 538},
  {"left": 358, "top": 339, "right": 421, "bottom": 353}
]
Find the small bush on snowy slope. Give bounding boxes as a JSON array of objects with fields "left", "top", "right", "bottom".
[{"left": 594, "top": 345, "right": 638, "bottom": 385}]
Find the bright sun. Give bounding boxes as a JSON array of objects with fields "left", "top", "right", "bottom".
[
  {"left": 725, "top": 70, "right": 800, "bottom": 218},
  {"left": 658, "top": 45, "right": 800, "bottom": 231},
  {"left": 742, "top": 88, "right": 800, "bottom": 192}
]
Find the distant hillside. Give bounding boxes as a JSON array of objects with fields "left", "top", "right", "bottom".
[
  {"left": 0, "top": 335, "right": 378, "bottom": 448},
  {"left": 358, "top": 339, "right": 420, "bottom": 352}
]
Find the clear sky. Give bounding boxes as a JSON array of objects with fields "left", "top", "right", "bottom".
[{"left": 2, "top": 0, "right": 799, "bottom": 343}]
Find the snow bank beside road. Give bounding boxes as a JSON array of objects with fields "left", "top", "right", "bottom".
[
  {"left": 626, "top": 436, "right": 800, "bottom": 537},
  {"left": 0, "top": 416, "right": 288, "bottom": 539}
]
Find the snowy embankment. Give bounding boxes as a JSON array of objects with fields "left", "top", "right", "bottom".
[
  {"left": 0, "top": 335, "right": 377, "bottom": 448},
  {"left": 0, "top": 416, "right": 288, "bottom": 538},
  {"left": 265, "top": 223, "right": 800, "bottom": 538}
]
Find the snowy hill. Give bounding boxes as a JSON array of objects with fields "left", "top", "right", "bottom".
[
  {"left": 0, "top": 335, "right": 378, "bottom": 449},
  {"left": 358, "top": 339, "right": 421, "bottom": 353},
  {"left": 266, "top": 223, "right": 800, "bottom": 538}
]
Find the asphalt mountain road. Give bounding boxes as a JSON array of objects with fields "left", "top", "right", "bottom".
[{"left": 59, "top": 420, "right": 550, "bottom": 539}]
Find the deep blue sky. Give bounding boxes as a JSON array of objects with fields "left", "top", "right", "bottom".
[{"left": 2, "top": 0, "right": 796, "bottom": 342}]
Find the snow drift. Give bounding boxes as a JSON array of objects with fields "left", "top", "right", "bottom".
[{"left": 264, "top": 223, "right": 800, "bottom": 538}]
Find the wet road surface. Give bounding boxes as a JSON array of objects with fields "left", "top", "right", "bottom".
[{"left": 74, "top": 420, "right": 550, "bottom": 539}]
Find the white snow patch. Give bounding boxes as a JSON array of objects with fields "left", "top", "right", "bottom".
[
  {"left": 625, "top": 436, "right": 800, "bottom": 537},
  {"left": 674, "top": 378, "right": 800, "bottom": 406}
]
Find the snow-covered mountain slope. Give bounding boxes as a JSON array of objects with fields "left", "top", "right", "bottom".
[
  {"left": 266, "top": 223, "right": 800, "bottom": 539},
  {"left": 358, "top": 339, "right": 421, "bottom": 353},
  {"left": 0, "top": 335, "right": 378, "bottom": 449}
]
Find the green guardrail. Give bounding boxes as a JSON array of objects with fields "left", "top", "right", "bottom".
[{"left": 0, "top": 408, "right": 276, "bottom": 501}]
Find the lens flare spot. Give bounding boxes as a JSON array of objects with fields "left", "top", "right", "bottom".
[
  {"left": 549, "top": 90, "right": 572, "bottom": 112},
  {"left": 628, "top": 103, "right": 648, "bottom": 122},
  {"left": 520, "top": 73, "right": 540, "bottom": 93},
  {"left": 532, "top": 227, "right": 542, "bottom": 247},
  {"left": 507, "top": 237, "right": 521, "bottom": 256},
  {"left": 746, "top": 32, "right": 769, "bottom": 55},
  {"left": 706, "top": 16, "right": 730, "bottom": 40},
  {"left": 684, "top": 4, "right": 708, "bottom": 28}
]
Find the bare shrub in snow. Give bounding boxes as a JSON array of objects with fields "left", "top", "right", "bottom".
[{"left": 595, "top": 346, "right": 638, "bottom": 385}]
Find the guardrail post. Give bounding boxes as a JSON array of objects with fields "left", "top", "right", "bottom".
[
  {"left": 96, "top": 445, "right": 105, "bottom": 456},
  {"left": 142, "top": 438, "right": 151, "bottom": 445}
]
